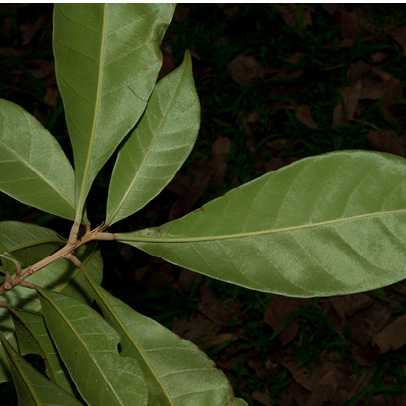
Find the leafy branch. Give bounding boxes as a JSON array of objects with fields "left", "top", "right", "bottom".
[
  {"left": 0, "top": 223, "right": 115, "bottom": 305},
  {"left": 0, "top": 4, "right": 405, "bottom": 406}
]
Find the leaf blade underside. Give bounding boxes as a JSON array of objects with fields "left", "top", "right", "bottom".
[
  {"left": 0, "top": 332, "right": 83, "bottom": 406},
  {"left": 0, "top": 100, "right": 75, "bottom": 220},
  {"left": 81, "top": 269, "right": 237, "bottom": 406},
  {"left": 53, "top": 3, "right": 175, "bottom": 219},
  {"left": 38, "top": 288, "right": 148, "bottom": 406},
  {"left": 106, "top": 51, "right": 200, "bottom": 226},
  {"left": 116, "top": 150, "right": 406, "bottom": 297}
]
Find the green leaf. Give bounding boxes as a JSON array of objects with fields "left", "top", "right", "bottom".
[
  {"left": 0, "top": 100, "right": 75, "bottom": 220},
  {"left": 56, "top": 245, "right": 104, "bottom": 305},
  {"left": 0, "top": 307, "right": 15, "bottom": 383},
  {"left": 9, "top": 308, "right": 77, "bottom": 396},
  {"left": 116, "top": 150, "right": 406, "bottom": 297},
  {"left": 0, "top": 221, "right": 65, "bottom": 268},
  {"left": 0, "top": 331, "right": 83, "bottom": 405},
  {"left": 0, "top": 222, "right": 103, "bottom": 310},
  {"left": 81, "top": 268, "right": 238, "bottom": 406},
  {"left": 0, "top": 222, "right": 65, "bottom": 383},
  {"left": 234, "top": 399, "right": 249, "bottom": 406},
  {"left": 106, "top": 51, "right": 200, "bottom": 226},
  {"left": 0, "top": 225, "right": 102, "bottom": 383},
  {"left": 3, "top": 245, "right": 102, "bottom": 312},
  {"left": 38, "top": 288, "right": 148, "bottom": 406},
  {"left": 53, "top": 3, "right": 175, "bottom": 220}
]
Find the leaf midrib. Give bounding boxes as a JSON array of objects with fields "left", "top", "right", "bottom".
[
  {"left": 87, "top": 281, "right": 175, "bottom": 406},
  {"left": 0, "top": 137, "right": 74, "bottom": 212},
  {"left": 76, "top": 4, "right": 107, "bottom": 219},
  {"left": 0, "top": 334, "right": 42, "bottom": 404},
  {"left": 118, "top": 208, "right": 406, "bottom": 243},
  {"left": 43, "top": 295, "right": 124, "bottom": 405},
  {"left": 9, "top": 308, "right": 61, "bottom": 385},
  {"left": 106, "top": 55, "right": 190, "bottom": 226}
]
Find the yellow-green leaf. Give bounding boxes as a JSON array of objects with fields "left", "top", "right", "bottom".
[{"left": 117, "top": 150, "right": 406, "bottom": 297}]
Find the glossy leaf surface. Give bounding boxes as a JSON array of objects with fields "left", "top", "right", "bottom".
[
  {"left": 0, "top": 100, "right": 75, "bottom": 220},
  {"left": 106, "top": 51, "right": 200, "bottom": 226},
  {"left": 117, "top": 151, "right": 406, "bottom": 297},
  {"left": 53, "top": 3, "right": 175, "bottom": 219},
  {"left": 38, "top": 288, "right": 148, "bottom": 406},
  {"left": 82, "top": 269, "right": 237, "bottom": 406},
  {"left": 0, "top": 332, "right": 83, "bottom": 405}
]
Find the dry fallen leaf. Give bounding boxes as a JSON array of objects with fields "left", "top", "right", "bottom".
[
  {"left": 264, "top": 295, "right": 308, "bottom": 345},
  {"left": 171, "top": 313, "right": 220, "bottom": 344},
  {"left": 388, "top": 26, "right": 406, "bottom": 55},
  {"left": 294, "top": 105, "right": 318, "bottom": 129},
  {"left": 368, "top": 129, "right": 405, "bottom": 156},
  {"left": 173, "top": 4, "right": 190, "bottom": 22},
  {"left": 381, "top": 76, "right": 403, "bottom": 123},
  {"left": 25, "top": 59, "right": 55, "bottom": 86},
  {"left": 286, "top": 52, "right": 306, "bottom": 65},
  {"left": 227, "top": 55, "right": 266, "bottom": 86},
  {"left": 212, "top": 137, "right": 231, "bottom": 185},
  {"left": 374, "top": 314, "right": 406, "bottom": 353},
  {"left": 20, "top": 17, "right": 43, "bottom": 46},
  {"left": 328, "top": 293, "right": 374, "bottom": 322},
  {"left": 332, "top": 6, "right": 374, "bottom": 41},
  {"left": 351, "top": 343, "right": 380, "bottom": 367},
  {"left": 198, "top": 284, "right": 241, "bottom": 326},
  {"left": 167, "top": 156, "right": 214, "bottom": 220},
  {"left": 349, "top": 302, "right": 392, "bottom": 347},
  {"left": 44, "top": 87, "right": 59, "bottom": 106},
  {"left": 274, "top": 4, "right": 313, "bottom": 29},
  {"left": 333, "top": 59, "right": 402, "bottom": 124},
  {"left": 252, "top": 390, "right": 271, "bottom": 406},
  {"left": 264, "top": 157, "right": 298, "bottom": 172}
]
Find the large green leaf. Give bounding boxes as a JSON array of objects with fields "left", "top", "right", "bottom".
[
  {"left": 0, "top": 100, "right": 75, "bottom": 220},
  {"left": 0, "top": 241, "right": 14, "bottom": 383},
  {"left": 234, "top": 399, "right": 249, "bottom": 406},
  {"left": 0, "top": 222, "right": 64, "bottom": 383},
  {"left": 106, "top": 51, "right": 200, "bottom": 226},
  {"left": 0, "top": 332, "right": 83, "bottom": 405},
  {"left": 38, "top": 288, "right": 148, "bottom": 406},
  {"left": 2, "top": 245, "right": 103, "bottom": 328},
  {"left": 81, "top": 268, "right": 239, "bottom": 406},
  {"left": 0, "top": 224, "right": 102, "bottom": 383},
  {"left": 0, "top": 221, "right": 65, "bottom": 268},
  {"left": 0, "top": 302, "right": 14, "bottom": 383},
  {"left": 10, "top": 307, "right": 77, "bottom": 396},
  {"left": 116, "top": 150, "right": 406, "bottom": 297},
  {"left": 0, "top": 222, "right": 103, "bottom": 309},
  {"left": 53, "top": 3, "right": 175, "bottom": 219}
]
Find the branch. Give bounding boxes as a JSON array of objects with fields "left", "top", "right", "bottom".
[{"left": 0, "top": 224, "right": 115, "bottom": 297}]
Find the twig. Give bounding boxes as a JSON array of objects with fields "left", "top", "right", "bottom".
[
  {"left": 0, "top": 224, "right": 115, "bottom": 297},
  {"left": 0, "top": 253, "right": 22, "bottom": 276}
]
